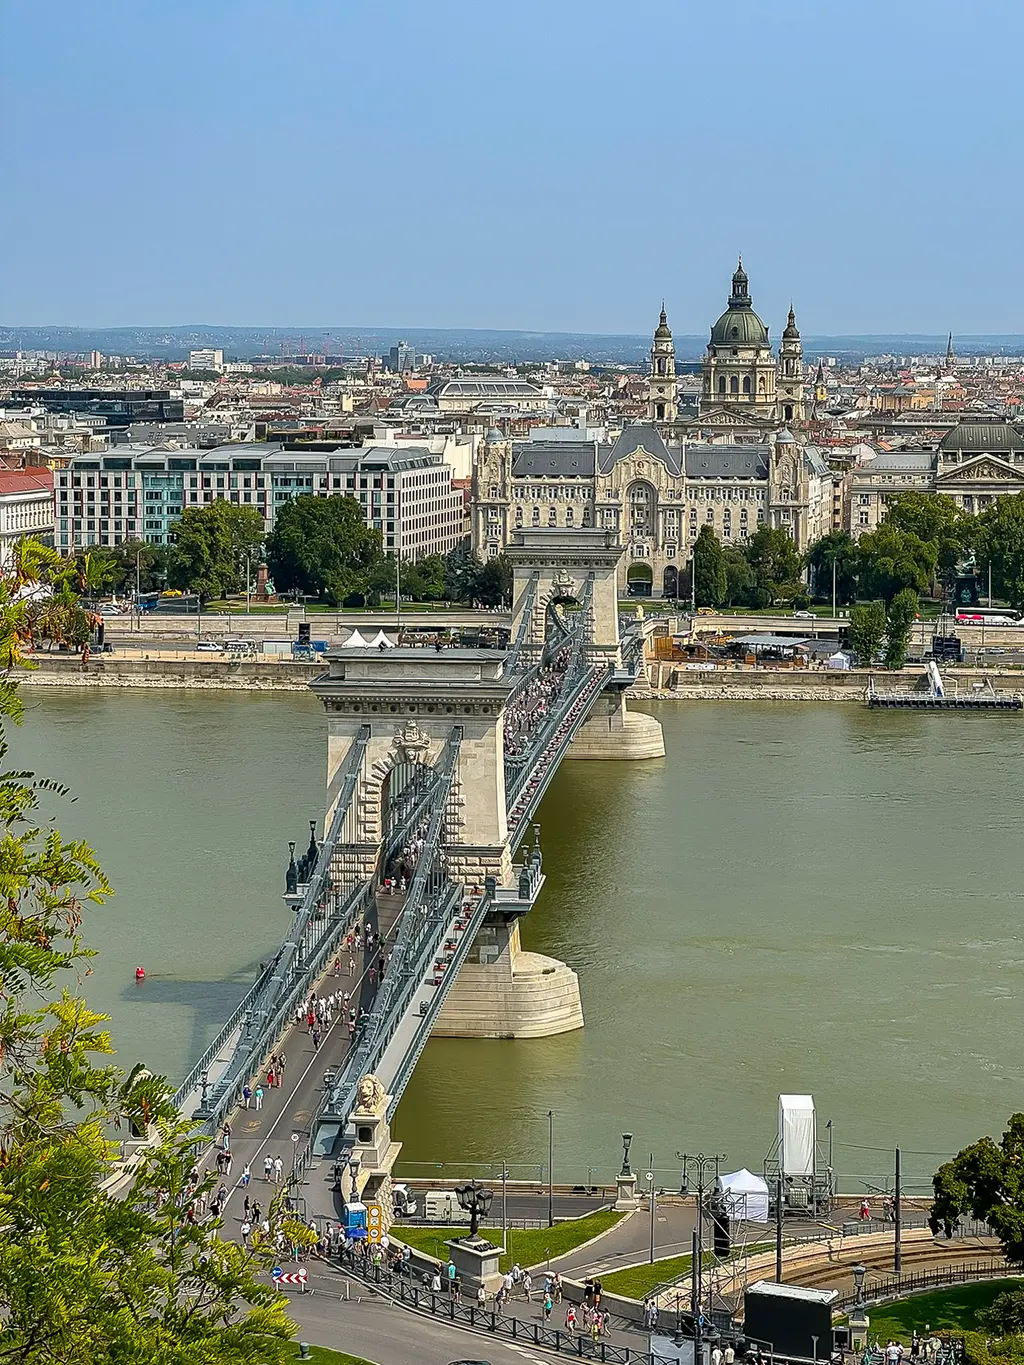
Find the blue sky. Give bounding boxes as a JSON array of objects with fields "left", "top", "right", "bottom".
[{"left": 3, "top": 0, "right": 1022, "bottom": 335}]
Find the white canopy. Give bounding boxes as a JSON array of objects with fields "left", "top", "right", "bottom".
[
  {"left": 716, "top": 1168, "right": 769, "bottom": 1224},
  {"left": 780, "top": 1094, "right": 816, "bottom": 1178},
  {"left": 339, "top": 629, "right": 372, "bottom": 649},
  {"left": 366, "top": 630, "right": 396, "bottom": 648}
]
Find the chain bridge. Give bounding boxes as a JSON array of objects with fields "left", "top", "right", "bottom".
[{"left": 174, "top": 530, "right": 664, "bottom": 1214}]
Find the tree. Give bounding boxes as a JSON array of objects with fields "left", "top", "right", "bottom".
[
  {"left": 744, "top": 526, "right": 803, "bottom": 605},
  {"left": 475, "top": 554, "right": 512, "bottom": 607},
  {"left": 403, "top": 554, "right": 447, "bottom": 602},
  {"left": 722, "top": 547, "right": 755, "bottom": 607},
  {"left": 884, "top": 587, "right": 918, "bottom": 669},
  {"left": 848, "top": 600, "right": 887, "bottom": 665},
  {"left": 857, "top": 523, "right": 937, "bottom": 603},
  {"left": 0, "top": 539, "right": 295, "bottom": 1361},
  {"left": 977, "top": 495, "right": 1024, "bottom": 610},
  {"left": 805, "top": 531, "right": 859, "bottom": 606},
  {"left": 266, "top": 495, "right": 383, "bottom": 605},
  {"left": 883, "top": 491, "right": 972, "bottom": 591},
  {"left": 931, "top": 1114, "right": 1024, "bottom": 1267},
  {"left": 692, "top": 526, "right": 726, "bottom": 607},
  {"left": 106, "top": 539, "right": 173, "bottom": 595},
  {"left": 443, "top": 547, "right": 484, "bottom": 604},
  {"left": 978, "top": 1289, "right": 1024, "bottom": 1336},
  {"left": 167, "top": 504, "right": 265, "bottom": 603}
]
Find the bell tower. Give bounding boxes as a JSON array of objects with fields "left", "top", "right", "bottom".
[
  {"left": 648, "top": 304, "right": 677, "bottom": 425},
  {"left": 778, "top": 305, "right": 805, "bottom": 424}
]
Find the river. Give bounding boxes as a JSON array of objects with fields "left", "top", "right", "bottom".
[{"left": 13, "top": 688, "right": 1024, "bottom": 1194}]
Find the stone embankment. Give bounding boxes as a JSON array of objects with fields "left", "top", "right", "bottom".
[
  {"left": 18, "top": 654, "right": 322, "bottom": 690},
  {"left": 640, "top": 665, "right": 1024, "bottom": 703}
]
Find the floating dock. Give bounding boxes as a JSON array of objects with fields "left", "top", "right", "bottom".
[{"left": 867, "top": 691, "right": 1022, "bottom": 710}]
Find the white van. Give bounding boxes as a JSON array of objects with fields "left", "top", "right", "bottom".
[{"left": 423, "top": 1189, "right": 471, "bottom": 1223}]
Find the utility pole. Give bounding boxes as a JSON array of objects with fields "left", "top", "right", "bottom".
[
  {"left": 547, "top": 1111, "right": 554, "bottom": 1229},
  {"left": 501, "top": 1160, "right": 509, "bottom": 1252},
  {"left": 678, "top": 1152, "right": 725, "bottom": 1360},
  {"left": 894, "top": 1146, "right": 902, "bottom": 1275},
  {"left": 831, "top": 555, "right": 837, "bottom": 618},
  {"left": 775, "top": 1174, "right": 784, "bottom": 1282},
  {"left": 648, "top": 1156, "right": 656, "bottom": 1263}
]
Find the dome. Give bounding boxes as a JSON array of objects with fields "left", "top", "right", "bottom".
[
  {"left": 782, "top": 306, "right": 800, "bottom": 340},
  {"left": 484, "top": 427, "right": 504, "bottom": 444},
  {"left": 709, "top": 257, "right": 770, "bottom": 348},
  {"left": 655, "top": 304, "right": 672, "bottom": 340}
]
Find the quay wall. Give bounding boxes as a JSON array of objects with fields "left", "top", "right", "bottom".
[
  {"left": 646, "top": 664, "right": 1024, "bottom": 702},
  {"left": 17, "top": 654, "right": 322, "bottom": 690}
]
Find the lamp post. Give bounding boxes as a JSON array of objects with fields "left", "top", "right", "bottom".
[
  {"left": 850, "top": 1261, "right": 870, "bottom": 1353},
  {"left": 853, "top": 1263, "right": 866, "bottom": 1309},
  {"left": 349, "top": 1157, "right": 360, "bottom": 1203},
  {"left": 621, "top": 1132, "right": 633, "bottom": 1177},
  {"left": 677, "top": 1151, "right": 726, "bottom": 1364},
  {"left": 547, "top": 1110, "right": 554, "bottom": 1228},
  {"left": 454, "top": 1179, "right": 494, "bottom": 1240}
]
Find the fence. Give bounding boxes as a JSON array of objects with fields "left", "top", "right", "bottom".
[{"left": 833, "top": 1259, "right": 1009, "bottom": 1311}]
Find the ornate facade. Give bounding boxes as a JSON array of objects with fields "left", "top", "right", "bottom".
[
  {"left": 646, "top": 260, "right": 806, "bottom": 441},
  {"left": 472, "top": 422, "right": 834, "bottom": 598}
]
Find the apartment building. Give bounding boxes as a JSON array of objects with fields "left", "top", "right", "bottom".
[{"left": 0, "top": 469, "right": 54, "bottom": 567}]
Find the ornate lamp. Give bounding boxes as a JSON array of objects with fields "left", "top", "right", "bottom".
[
  {"left": 454, "top": 1179, "right": 494, "bottom": 1238},
  {"left": 349, "top": 1157, "right": 360, "bottom": 1202},
  {"left": 853, "top": 1263, "right": 866, "bottom": 1306},
  {"left": 621, "top": 1132, "right": 633, "bottom": 1177}
]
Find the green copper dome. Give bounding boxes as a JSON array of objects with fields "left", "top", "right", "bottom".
[{"left": 709, "top": 258, "right": 770, "bottom": 348}]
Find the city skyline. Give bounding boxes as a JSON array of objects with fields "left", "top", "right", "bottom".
[{"left": 5, "top": 0, "right": 1024, "bottom": 334}]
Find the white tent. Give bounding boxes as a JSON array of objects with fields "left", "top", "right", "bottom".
[
  {"left": 716, "top": 1168, "right": 770, "bottom": 1224},
  {"left": 780, "top": 1094, "right": 815, "bottom": 1178},
  {"left": 826, "top": 651, "right": 851, "bottom": 670},
  {"left": 339, "top": 629, "right": 372, "bottom": 649},
  {"left": 366, "top": 630, "right": 396, "bottom": 648}
]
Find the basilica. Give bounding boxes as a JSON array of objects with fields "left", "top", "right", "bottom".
[
  {"left": 649, "top": 258, "right": 807, "bottom": 438},
  {"left": 471, "top": 260, "right": 839, "bottom": 597}
]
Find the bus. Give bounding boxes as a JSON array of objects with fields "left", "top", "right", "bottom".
[{"left": 954, "top": 607, "right": 1022, "bottom": 626}]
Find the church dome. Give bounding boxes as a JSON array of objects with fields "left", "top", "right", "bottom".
[
  {"left": 709, "top": 258, "right": 770, "bottom": 348},
  {"left": 782, "top": 306, "right": 800, "bottom": 340},
  {"left": 655, "top": 304, "right": 672, "bottom": 340}
]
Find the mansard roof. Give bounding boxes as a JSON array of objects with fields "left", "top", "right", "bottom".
[
  {"left": 684, "top": 444, "right": 770, "bottom": 479},
  {"left": 511, "top": 440, "right": 597, "bottom": 477},
  {"left": 598, "top": 422, "right": 682, "bottom": 476}
]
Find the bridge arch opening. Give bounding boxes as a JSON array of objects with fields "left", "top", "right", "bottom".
[
  {"left": 663, "top": 565, "right": 678, "bottom": 598},
  {"left": 626, "top": 563, "right": 653, "bottom": 598}
]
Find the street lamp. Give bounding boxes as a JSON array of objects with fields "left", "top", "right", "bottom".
[
  {"left": 454, "top": 1179, "right": 494, "bottom": 1239},
  {"left": 621, "top": 1132, "right": 633, "bottom": 1177},
  {"left": 853, "top": 1263, "right": 866, "bottom": 1308},
  {"left": 349, "top": 1157, "right": 360, "bottom": 1203}
]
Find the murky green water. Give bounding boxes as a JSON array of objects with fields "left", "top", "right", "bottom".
[{"left": 15, "top": 689, "right": 1024, "bottom": 1193}]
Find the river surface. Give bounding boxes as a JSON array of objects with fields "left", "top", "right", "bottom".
[{"left": 14, "top": 688, "right": 1024, "bottom": 1194}]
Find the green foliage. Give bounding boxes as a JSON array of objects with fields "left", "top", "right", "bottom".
[
  {"left": 849, "top": 600, "right": 887, "bottom": 664},
  {"left": 979, "top": 1289, "right": 1024, "bottom": 1335},
  {"left": 266, "top": 495, "right": 383, "bottom": 605},
  {"left": 806, "top": 531, "right": 860, "bottom": 605},
  {"left": 857, "top": 523, "right": 937, "bottom": 602},
  {"left": 394, "top": 1209, "right": 622, "bottom": 1274},
  {"left": 744, "top": 525, "right": 803, "bottom": 605},
  {"left": 722, "top": 547, "right": 755, "bottom": 607},
  {"left": 932, "top": 1114, "right": 1024, "bottom": 1267},
  {"left": 475, "top": 554, "right": 513, "bottom": 607},
  {"left": 402, "top": 553, "right": 448, "bottom": 602},
  {"left": 977, "top": 496, "right": 1024, "bottom": 610},
  {"left": 168, "top": 503, "right": 265, "bottom": 603},
  {"left": 851, "top": 1280, "right": 1024, "bottom": 1346},
  {"left": 0, "top": 537, "right": 295, "bottom": 1361},
  {"left": 885, "top": 587, "right": 919, "bottom": 669},
  {"left": 693, "top": 526, "right": 726, "bottom": 607}
]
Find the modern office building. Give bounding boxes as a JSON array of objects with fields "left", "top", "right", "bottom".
[{"left": 54, "top": 443, "right": 465, "bottom": 561}]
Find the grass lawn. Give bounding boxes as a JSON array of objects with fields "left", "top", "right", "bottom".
[
  {"left": 393, "top": 1209, "right": 623, "bottom": 1273},
  {"left": 602, "top": 1242, "right": 774, "bottom": 1301},
  {"left": 852, "top": 1280, "right": 1024, "bottom": 1343}
]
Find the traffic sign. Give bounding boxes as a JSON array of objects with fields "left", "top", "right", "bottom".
[
  {"left": 366, "top": 1202, "right": 383, "bottom": 1244},
  {"left": 277, "top": 1268, "right": 308, "bottom": 1287},
  {"left": 272, "top": 1266, "right": 282, "bottom": 1280}
]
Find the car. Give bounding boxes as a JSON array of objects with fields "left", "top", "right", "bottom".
[
  {"left": 196, "top": 640, "right": 221, "bottom": 652},
  {"left": 447, "top": 1360, "right": 493, "bottom": 1365},
  {"left": 792, "top": 610, "right": 815, "bottom": 619}
]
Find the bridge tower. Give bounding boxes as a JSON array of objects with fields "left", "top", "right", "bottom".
[
  {"left": 310, "top": 650, "right": 584, "bottom": 1039},
  {"left": 505, "top": 529, "right": 665, "bottom": 760}
]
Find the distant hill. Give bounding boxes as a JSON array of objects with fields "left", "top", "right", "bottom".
[{"left": 2, "top": 323, "right": 1022, "bottom": 365}]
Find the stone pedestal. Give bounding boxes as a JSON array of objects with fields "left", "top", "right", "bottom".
[
  {"left": 568, "top": 692, "right": 665, "bottom": 760},
  {"left": 346, "top": 1079, "right": 402, "bottom": 1234},
  {"left": 435, "top": 916, "right": 583, "bottom": 1038},
  {"left": 446, "top": 1235, "right": 503, "bottom": 1293},
  {"left": 849, "top": 1310, "right": 870, "bottom": 1352},
  {"left": 615, "top": 1172, "right": 640, "bottom": 1210}
]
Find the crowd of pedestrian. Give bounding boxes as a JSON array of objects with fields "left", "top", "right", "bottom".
[{"left": 503, "top": 653, "right": 571, "bottom": 760}]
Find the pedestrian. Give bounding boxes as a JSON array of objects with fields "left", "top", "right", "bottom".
[
  {"left": 264, "top": 1155, "right": 273, "bottom": 1182},
  {"left": 348, "top": 955, "right": 355, "bottom": 976},
  {"left": 713, "top": 1344, "right": 724, "bottom": 1365},
  {"left": 242, "top": 1084, "right": 252, "bottom": 1109},
  {"left": 447, "top": 1258, "right": 456, "bottom": 1285},
  {"left": 565, "top": 1305, "right": 577, "bottom": 1337},
  {"left": 333, "top": 957, "right": 341, "bottom": 976},
  {"left": 243, "top": 1195, "right": 251, "bottom": 1219},
  {"left": 912, "top": 1334, "right": 921, "bottom": 1362},
  {"left": 543, "top": 1293, "right": 553, "bottom": 1323},
  {"left": 241, "top": 1220, "right": 251, "bottom": 1246},
  {"left": 273, "top": 1156, "right": 283, "bottom": 1184},
  {"left": 307, "top": 1009, "right": 315, "bottom": 1031},
  {"left": 553, "top": 1272, "right": 562, "bottom": 1303},
  {"left": 593, "top": 1277, "right": 602, "bottom": 1310},
  {"left": 724, "top": 1344, "right": 736, "bottom": 1365},
  {"left": 522, "top": 1270, "right": 532, "bottom": 1302},
  {"left": 241, "top": 1164, "right": 251, "bottom": 1188},
  {"left": 312, "top": 1027, "right": 321, "bottom": 1049},
  {"left": 267, "top": 1069, "right": 275, "bottom": 1090},
  {"left": 277, "top": 1052, "right": 286, "bottom": 1081},
  {"left": 477, "top": 1284, "right": 486, "bottom": 1310},
  {"left": 221, "top": 1122, "right": 231, "bottom": 1151},
  {"left": 430, "top": 1271, "right": 442, "bottom": 1295},
  {"left": 254, "top": 1084, "right": 264, "bottom": 1111}
]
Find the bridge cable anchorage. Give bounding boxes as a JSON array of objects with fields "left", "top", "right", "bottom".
[
  {"left": 178, "top": 726, "right": 373, "bottom": 1130},
  {"left": 295, "top": 724, "right": 475, "bottom": 1173}
]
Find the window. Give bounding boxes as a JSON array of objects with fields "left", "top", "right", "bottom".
[
  {"left": 531, "top": 507, "right": 540, "bottom": 526},
  {"left": 730, "top": 376, "right": 739, "bottom": 394},
  {"left": 548, "top": 507, "right": 557, "bottom": 526},
  {"left": 514, "top": 508, "right": 523, "bottom": 527},
  {"left": 742, "top": 376, "right": 751, "bottom": 395},
  {"left": 565, "top": 506, "right": 574, "bottom": 526},
  {"left": 859, "top": 511, "right": 870, "bottom": 526},
  {"left": 718, "top": 376, "right": 726, "bottom": 394}
]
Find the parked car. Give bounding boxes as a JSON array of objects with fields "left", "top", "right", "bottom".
[
  {"left": 793, "top": 610, "right": 815, "bottom": 619},
  {"left": 196, "top": 640, "right": 221, "bottom": 652}
]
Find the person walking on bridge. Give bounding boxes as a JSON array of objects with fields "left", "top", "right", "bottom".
[
  {"left": 263, "top": 1155, "right": 273, "bottom": 1182},
  {"left": 254, "top": 1084, "right": 264, "bottom": 1112},
  {"left": 276, "top": 1052, "right": 286, "bottom": 1082}
]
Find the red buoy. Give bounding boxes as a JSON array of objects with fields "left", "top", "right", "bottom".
[{"left": 135, "top": 966, "right": 146, "bottom": 981}]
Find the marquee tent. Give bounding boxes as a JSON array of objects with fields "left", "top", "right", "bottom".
[{"left": 715, "top": 1168, "right": 770, "bottom": 1223}]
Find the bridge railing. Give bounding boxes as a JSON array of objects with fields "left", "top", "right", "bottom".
[{"left": 504, "top": 570, "right": 539, "bottom": 675}]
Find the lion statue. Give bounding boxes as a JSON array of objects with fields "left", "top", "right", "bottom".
[{"left": 356, "top": 1073, "right": 387, "bottom": 1114}]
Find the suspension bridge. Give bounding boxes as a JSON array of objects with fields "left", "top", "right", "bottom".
[{"left": 171, "top": 529, "right": 664, "bottom": 1220}]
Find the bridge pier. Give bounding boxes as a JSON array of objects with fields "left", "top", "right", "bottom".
[{"left": 568, "top": 689, "right": 666, "bottom": 760}]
